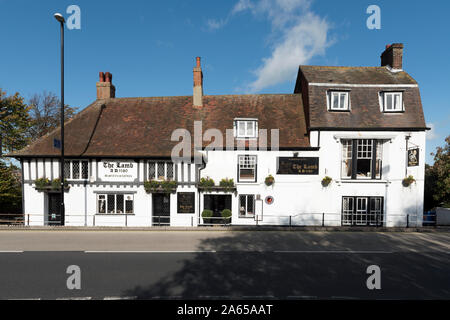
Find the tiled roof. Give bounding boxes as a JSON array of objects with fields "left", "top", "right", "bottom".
[
  {"left": 9, "top": 94, "right": 309, "bottom": 158},
  {"left": 296, "top": 66, "right": 426, "bottom": 130},
  {"left": 299, "top": 65, "right": 417, "bottom": 85}
]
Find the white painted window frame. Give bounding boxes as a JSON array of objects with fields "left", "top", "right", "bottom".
[
  {"left": 97, "top": 193, "right": 134, "bottom": 214},
  {"left": 238, "top": 155, "right": 257, "bottom": 182},
  {"left": 382, "top": 92, "right": 403, "bottom": 112},
  {"left": 234, "top": 119, "right": 258, "bottom": 139},
  {"left": 328, "top": 91, "right": 349, "bottom": 111}
]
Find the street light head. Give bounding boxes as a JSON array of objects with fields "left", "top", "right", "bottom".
[{"left": 53, "top": 13, "right": 65, "bottom": 23}]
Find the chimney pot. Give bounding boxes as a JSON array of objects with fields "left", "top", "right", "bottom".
[
  {"left": 96, "top": 71, "right": 115, "bottom": 99},
  {"left": 381, "top": 43, "right": 403, "bottom": 70},
  {"left": 193, "top": 57, "right": 203, "bottom": 107}
]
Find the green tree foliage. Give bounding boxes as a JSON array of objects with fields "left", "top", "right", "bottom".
[
  {"left": 27, "top": 91, "right": 77, "bottom": 141},
  {"left": 425, "top": 135, "right": 450, "bottom": 210},
  {"left": 0, "top": 89, "right": 31, "bottom": 156},
  {"left": 0, "top": 161, "right": 21, "bottom": 213}
]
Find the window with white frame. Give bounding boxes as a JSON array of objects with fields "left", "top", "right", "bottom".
[
  {"left": 148, "top": 162, "right": 175, "bottom": 180},
  {"left": 341, "top": 139, "right": 383, "bottom": 180},
  {"left": 235, "top": 119, "right": 258, "bottom": 138},
  {"left": 97, "top": 193, "right": 134, "bottom": 214},
  {"left": 239, "top": 194, "right": 255, "bottom": 217},
  {"left": 328, "top": 91, "right": 349, "bottom": 110},
  {"left": 64, "top": 160, "right": 88, "bottom": 180},
  {"left": 238, "top": 155, "right": 257, "bottom": 182},
  {"left": 382, "top": 92, "right": 403, "bottom": 112}
]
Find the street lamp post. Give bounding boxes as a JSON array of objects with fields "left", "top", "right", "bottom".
[{"left": 54, "top": 13, "right": 65, "bottom": 225}]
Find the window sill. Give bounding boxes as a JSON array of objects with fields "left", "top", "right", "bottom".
[
  {"left": 328, "top": 109, "right": 350, "bottom": 112},
  {"left": 238, "top": 215, "right": 255, "bottom": 219}
]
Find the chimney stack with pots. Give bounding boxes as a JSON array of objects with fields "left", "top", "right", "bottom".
[
  {"left": 381, "top": 43, "right": 404, "bottom": 70},
  {"left": 193, "top": 57, "right": 203, "bottom": 106},
  {"left": 96, "top": 71, "right": 116, "bottom": 99}
]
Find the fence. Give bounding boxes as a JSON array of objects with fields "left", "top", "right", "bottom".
[{"left": 0, "top": 212, "right": 432, "bottom": 228}]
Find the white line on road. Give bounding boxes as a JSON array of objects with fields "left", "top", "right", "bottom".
[
  {"left": 84, "top": 250, "right": 217, "bottom": 253},
  {"left": 0, "top": 250, "right": 23, "bottom": 253},
  {"left": 273, "top": 250, "right": 393, "bottom": 254}
]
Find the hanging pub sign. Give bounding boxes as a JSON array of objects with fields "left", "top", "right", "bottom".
[
  {"left": 277, "top": 157, "right": 319, "bottom": 175},
  {"left": 98, "top": 160, "right": 138, "bottom": 182},
  {"left": 178, "top": 192, "right": 195, "bottom": 213},
  {"left": 408, "top": 148, "right": 419, "bottom": 167}
]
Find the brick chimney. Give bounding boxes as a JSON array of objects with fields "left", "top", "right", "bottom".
[
  {"left": 96, "top": 71, "right": 116, "bottom": 99},
  {"left": 193, "top": 57, "right": 203, "bottom": 106},
  {"left": 381, "top": 43, "right": 404, "bottom": 70}
]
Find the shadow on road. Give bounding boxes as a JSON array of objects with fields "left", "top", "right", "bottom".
[{"left": 122, "top": 232, "right": 450, "bottom": 299}]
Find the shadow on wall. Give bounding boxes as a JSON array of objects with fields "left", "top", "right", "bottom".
[{"left": 122, "top": 231, "right": 450, "bottom": 299}]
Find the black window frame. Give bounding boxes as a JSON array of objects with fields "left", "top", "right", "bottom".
[
  {"left": 342, "top": 139, "right": 382, "bottom": 180},
  {"left": 341, "top": 196, "right": 384, "bottom": 226}
]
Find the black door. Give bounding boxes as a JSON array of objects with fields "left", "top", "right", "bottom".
[
  {"left": 204, "top": 195, "right": 232, "bottom": 224},
  {"left": 152, "top": 194, "right": 170, "bottom": 226},
  {"left": 47, "top": 193, "right": 63, "bottom": 226}
]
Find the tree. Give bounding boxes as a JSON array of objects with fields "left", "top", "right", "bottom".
[
  {"left": 0, "top": 161, "right": 21, "bottom": 214},
  {"left": 0, "top": 89, "right": 31, "bottom": 156},
  {"left": 27, "top": 91, "right": 77, "bottom": 141},
  {"left": 424, "top": 135, "right": 450, "bottom": 210}
]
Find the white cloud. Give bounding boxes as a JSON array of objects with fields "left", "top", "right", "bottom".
[
  {"left": 210, "top": 0, "right": 331, "bottom": 92},
  {"left": 426, "top": 123, "right": 439, "bottom": 140}
]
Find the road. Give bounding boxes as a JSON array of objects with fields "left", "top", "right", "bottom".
[{"left": 0, "top": 230, "right": 449, "bottom": 299}]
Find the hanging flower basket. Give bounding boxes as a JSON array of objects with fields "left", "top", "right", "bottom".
[
  {"left": 265, "top": 175, "right": 275, "bottom": 186},
  {"left": 321, "top": 176, "right": 332, "bottom": 187},
  {"left": 402, "top": 175, "right": 416, "bottom": 187}
]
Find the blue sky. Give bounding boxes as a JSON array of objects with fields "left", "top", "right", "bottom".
[{"left": 1, "top": 0, "right": 449, "bottom": 163}]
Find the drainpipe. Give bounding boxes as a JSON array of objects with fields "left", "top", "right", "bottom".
[
  {"left": 197, "top": 152, "right": 207, "bottom": 226},
  {"left": 405, "top": 134, "right": 410, "bottom": 177}
]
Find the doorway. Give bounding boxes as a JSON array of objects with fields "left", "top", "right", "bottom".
[
  {"left": 47, "top": 193, "right": 63, "bottom": 226},
  {"left": 152, "top": 194, "right": 170, "bottom": 226},
  {"left": 203, "top": 195, "right": 232, "bottom": 224}
]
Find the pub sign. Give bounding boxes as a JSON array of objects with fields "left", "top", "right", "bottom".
[
  {"left": 277, "top": 157, "right": 319, "bottom": 175},
  {"left": 178, "top": 192, "right": 195, "bottom": 213},
  {"left": 408, "top": 148, "right": 419, "bottom": 167}
]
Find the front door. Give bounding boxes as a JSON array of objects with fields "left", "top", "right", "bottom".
[
  {"left": 47, "top": 193, "right": 62, "bottom": 226},
  {"left": 152, "top": 194, "right": 170, "bottom": 226}
]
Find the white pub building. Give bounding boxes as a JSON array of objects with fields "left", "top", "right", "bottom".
[{"left": 10, "top": 44, "right": 428, "bottom": 227}]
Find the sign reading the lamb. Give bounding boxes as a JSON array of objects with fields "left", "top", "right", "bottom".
[
  {"left": 178, "top": 192, "right": 195, "bottom": 213},
  {"left": 277, "top": 157, "right": 319, "bottom": 175},
  {"left": 408, "top": 148, "right": 419, "bottom": 167},
  {"left": 99, "top": 160, "right": 137, "bottom": 182}
]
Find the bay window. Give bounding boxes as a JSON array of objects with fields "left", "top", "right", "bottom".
[{"left": 341, "top": 139, "right": 383, "bottom": 180}]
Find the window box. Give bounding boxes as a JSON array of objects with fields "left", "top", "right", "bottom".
[
  {"left": 34, "top": 178, "right": 70, "bottom": 192},
  {"left": 144, "top": 179, "right": 177, "bottom": 194}
]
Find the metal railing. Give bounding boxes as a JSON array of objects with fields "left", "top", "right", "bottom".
[{"left": 0, "top": 212, "right": 434, "bottom": 228}]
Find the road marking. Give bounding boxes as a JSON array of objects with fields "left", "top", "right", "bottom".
[
  {"left": 104, "top": 296, "right": 137, "bottom": 300},
  {"left": 0, "top": 250, "right": 23, "bottom": 253},
  {"left": 273, "top": 250, "right": 393, "bottom": 254},
  {"left": 56, "top": 297, "right": 92, "bottom": 300},
  {"left": 287, "top": 295, "right": 318, "bottom": 299},
  {"left": 84, "top": 250, "right": 217, "bottom": 253}
]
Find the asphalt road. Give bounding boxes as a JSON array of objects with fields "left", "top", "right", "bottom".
[{"left": 0, "top": 231, "right": 449, "bottom": 299}]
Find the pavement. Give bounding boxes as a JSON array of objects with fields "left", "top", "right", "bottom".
[{"left": 0, "top": 230, "right": 449, "bottom": 300}]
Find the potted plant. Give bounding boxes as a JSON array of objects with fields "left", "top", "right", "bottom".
[
  {"left": 51, "top": 178, "right": 68, "bottom": 190},
  {"left": 34, "top": 178, "right": 51, "bottom": 190},
  {"left": 221, "top": 208, "right": 232, "bottom": 224},
  {"left": 144, "top": 179, "right": 177, "bottom": 193},
  {"left": 198, "top": 177, "right": 215, "bottom": 191},
  {"left": 321, "top": 176, "right": 332, "bottom": 187},
  {"left": 219, "top": 178, "right": 235, "bottom": 192},
  {"left": 402, "top": 175, "right": 416, "bottom": 187},
  {"left": 202, "top": 209, "right": 213, "bottom": 224},
  {"left": 160, "top": 179, "right": 178, "bottom": 193},
  {"left": 265, "top": 174, "right": 275, "bottom": 186}
]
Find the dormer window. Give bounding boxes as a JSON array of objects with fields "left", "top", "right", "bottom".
[
  {"left": 328, "top": 91, "right": 349, "bottom": 111},
  {"left": 382, "top": 92, "right": 403, "bottom": 112},
  {"left": 234, "top": 119, "right": 258, "bottom": 139}
]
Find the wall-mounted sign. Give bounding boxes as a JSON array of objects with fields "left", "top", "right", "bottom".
[
  {"left": 265, "top": 196, "right": 274, "bottom": 205},
  {"left": 98, "top": 160, "right": 138, "bottom": 182},
  {"left": 178, "top": 192, "right": 195, "bottom": 213},
  {"left": 408, "top": 148, "right": 419, "bottom": 167},
  {"left": 277, "top": 157, "right": 319, "bottom": 175}
]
